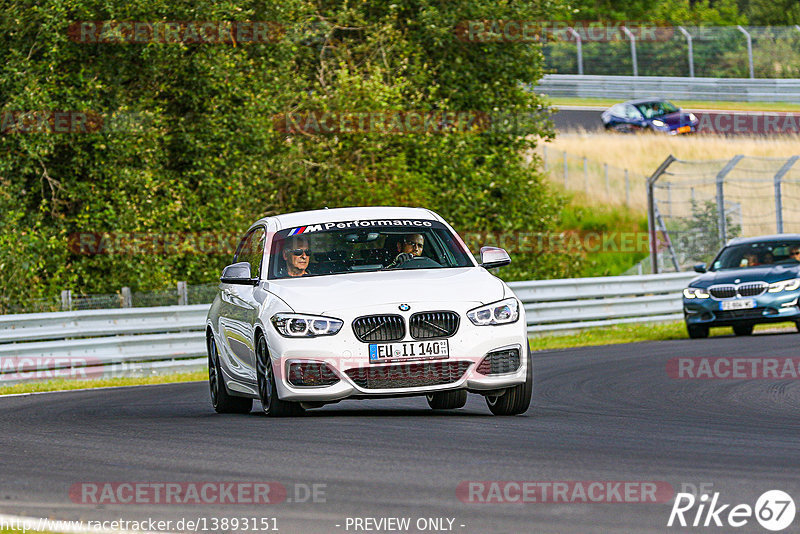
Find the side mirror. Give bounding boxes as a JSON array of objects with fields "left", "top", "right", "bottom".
[
  {"left": 480, "top": 246, "right": 511, "bottom": 269},
  {"left": 220, "top": 261, "right": 258, "bottom": 285},
  {"left": 693, "top": 263, "right": 707, "bottom": 273}
]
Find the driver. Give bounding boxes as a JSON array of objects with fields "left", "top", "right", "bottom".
[
  {"left": 281, "top": 236, "right": 311, "bottom": 277},
  {"left": 389, "top": 233, "right": 424, "bottom": 267},
  {"left": 790, "top": 246, "right": 800, "bottom": 260}
]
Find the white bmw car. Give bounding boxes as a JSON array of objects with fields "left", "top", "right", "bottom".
[{"left": 206, "top": 206, "right": 532, "bottom": 416}]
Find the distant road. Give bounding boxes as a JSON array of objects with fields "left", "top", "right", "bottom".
[{"left": 553, "top": 105, "right": 800, "bottom": 135}]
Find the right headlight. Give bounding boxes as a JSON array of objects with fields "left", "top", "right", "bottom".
[
  {"left": 467, "top": 298, "right": 519, "bottom": 326},
  {"left": 683, "top": 287, "right": 710, "bottom": 299},
  {"left": 271, "top": 313, "right": 343, "bottom": 337}
]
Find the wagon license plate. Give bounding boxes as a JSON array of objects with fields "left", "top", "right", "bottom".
[
  {"left": 677, "top": 125, "right": 691, "bottom": 134},
  {"left": 721, "top": 299, "right": 755, "bottom": 311},
  {"left": 369, "top": 340, "right": 449, "bottom": 363}
]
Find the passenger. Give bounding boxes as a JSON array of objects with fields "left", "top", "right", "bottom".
[
  {"left": 742, "top": 252, "right": 759, "bottom": 267},
  {"left": 282, "top": 236, "right": 311, "bottom": 277}
]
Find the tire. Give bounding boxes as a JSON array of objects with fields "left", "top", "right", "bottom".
[
  {"left": 255, "top": 334, "right": 304, "bottom": 417},
  {"left": 733, "top": 323, "right": 754, "bottom": 336},
  {"left": 687, "top": 324, "right": 709, "bottom": 339},
  {"left": 485, "top": 344, "right": 533, "bottom": 416},
  {"left": 208, "top": 333, "right": 252, "bottom": 414},
  {"left": 426, "top": 390, "right": 468, "bottom": 410},
  {"left": 795, "top": 321, "right": 800, "bottom": 333}
]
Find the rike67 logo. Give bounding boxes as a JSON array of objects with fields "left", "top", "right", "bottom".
[{"left": 668, "top": 490, "right": 796, "bottom": 531}]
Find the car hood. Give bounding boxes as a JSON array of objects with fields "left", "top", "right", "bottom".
[
  {"left": 655, "top": 111, "right": 694, "bottom": 128},
  {"left": 264, "top": 267, "right": 506, "bottom": 314},
  {"left": 690, "top": 264, "right": 800, "bottom": 287}
]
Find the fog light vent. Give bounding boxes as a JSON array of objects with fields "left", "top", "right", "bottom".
[
  {"left": 476, "top": 348, "right": 521, "bottom": 375},
  {"left": 287, "top": 362, "right": 340, "bottom": 387}
]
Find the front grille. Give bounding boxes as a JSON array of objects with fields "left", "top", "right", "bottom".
[
  {"left": 287, "top": 362, "right": 340, "bottom": 387},
  {"left": 409, "top": 311, "right": 459, "bottom": 339},
  {"left": 738, "top": 282, "right": 767, "bottom": 297},
  {"left": 709, "top": 285, "right": 736, "bottom": 299},
  {"left": 345, "top": 361, "right": 472, "bottom": 389},
  {"left": 352, "top": 315, "right": 405, "bottom": 342},
  {"left": 714, "top": 308, "right": 766, "bottom": 320},
  {"left": 476, "top": 348, "right": 521, "bottom": 375}
]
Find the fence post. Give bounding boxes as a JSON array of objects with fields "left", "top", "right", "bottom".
[
  {"left": 774, "top": 156, "right": 799, "bottom": 233},
  {"left": 647, "top": 156, "right": 677, "bottom": 274},
  {"left": 667, "top": 182, "right": 672, "bottom": 217},
  {"left": 121, "top": 287, "right": 132, "bottom": 308},
  {"left": 736, "top": 25, "right": 754, "bottom": 79},
  {"left": 625, "top": 169, "right": 630, "bottom": 206},
  {"left": 583, "top": 156, "right": 588, "bottom": 193},
  {"left": 567, "top": 27, "right": 583, "bottom": 75},
  {"left": 563, "top": 151, "right": 568, "bottom": 187},
  {"left": 716, "top": 155, "right": 744, "bottom": 244},
  {"left": 177, "top": 281, "right": 188, "bottom": 306},
  {"left": 621, "top": 26, "right": 638, "bottom": 76},
  {"left": 61, "top": 289, "right": 72, "bottom": 312},
  {"left": 678, "top": 26, "right": 694, "bottom": 77},
  {"left": 604, "top": 163, "right": 609, "bottom": 196}
]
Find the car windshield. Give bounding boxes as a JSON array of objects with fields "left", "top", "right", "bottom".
[
  {"left": 710, "top": 241, "right": 800, "bottom": 270},
  {"left": 268, "top": 219, "right": 474, "bottom": 279},
  {"left": 634, "top": 100, "right": 679, "bottom": 119}
]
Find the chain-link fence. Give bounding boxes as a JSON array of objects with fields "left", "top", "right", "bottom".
[
  {"left": 540, "top": 145, "right": 647, "bottom": 209},
  {"left": 648, "top": 155, "right": 800, "bottom": 272},
  {"left": 543, "top": 25, "right": 800, "bottom": 79},
  {"left": 5, "top": 282, "right": 220, "bottom": 315}
]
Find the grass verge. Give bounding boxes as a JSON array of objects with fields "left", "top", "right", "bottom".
[
  {"left": 0, "top": 370, "right": 206, "bottom": 396},
  {"left": 547, "top": 96, "right": 800, "bottom": 112},
  {"left": 530, "top": 321, "right": 797, "bottom": 351}
]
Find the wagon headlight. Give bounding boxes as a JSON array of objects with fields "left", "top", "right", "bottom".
[
  {"left": 652, "top": 119, "right": 666, "bottom": 127},
  {"left": 467, "top": 298, "right": 519, "bottom": 326},
  {"left": 271, "top": 313, "right": 343, "bottom": 337},
  {"left": 683, "top": 287, "right": 710, "bottom": 299},
  {"left": 688, "top": 113, "right": 697, "bottom": 122},
  {"left": 768, "top": 278, "right": 800, "bottom": 293}
]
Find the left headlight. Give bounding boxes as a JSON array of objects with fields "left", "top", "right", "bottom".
[
  {"left": 652, "top": 119, "right": 666, "bottom": 128},
  {"left": 768, "top": 278, "right": 800, "bottom": 293},
  {"left": 683, "top": 287, "right": 710, "bottom": 299},
  {"left": 688, "top": 113, "right": 697, "bottom": 122},
  {"left": 467, "top": 298, "right": 519, "bottom": 326},
  {"left": 271, "top": 313, "right": 343, "bottom": 337}
]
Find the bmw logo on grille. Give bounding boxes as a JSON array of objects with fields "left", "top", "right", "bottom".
[{"left": 399, "top": 304, "right": 410, "bottom": 311}]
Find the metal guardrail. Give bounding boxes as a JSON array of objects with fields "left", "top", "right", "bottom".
[
  {"left": 0, "top": 273, "right": 699, "bottom": 382},
  {"left": 534, "top": 74, "right": 800, "bottom": 102}
]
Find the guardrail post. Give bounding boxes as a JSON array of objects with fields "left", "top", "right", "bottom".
[
  {"left": 716, "top": 155, "right": 744, "bottom": 244},
  {"left": 177, "top": 281, "right": 188, "bottom": 306},
  {"left": 563, "top": 151, "right": 568, "bottom": 187},
  {"left": 61, "top": 290, "right": 72, "bottom": 311},
  {"left": 736, "top": 25, "right": 754, "bottom": 79},
  {"left": 121, "top": 287, "right": 132, "bottom": 308},
  {"left": 567, "top": 27, "right": 583, "bottom": 75},
  {"left": 773, "top": 156, "right": 799, "bottom": 233},
  {"left": 621, "top": 26, "right": 638, "bottom": 76},
  {"left": 677, "top": 26, "right": 694, "bottom": 77}
]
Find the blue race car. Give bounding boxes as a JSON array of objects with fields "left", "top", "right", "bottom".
[
  {"left": 601, "top": 99, "right": 698, "bottom": 134},
  {"left": 683, "top": 235, "right": 800, "bottom": 338}
]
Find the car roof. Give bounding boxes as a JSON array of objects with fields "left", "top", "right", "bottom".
[
  {"left": 726, "top": 234, "right": 800, "bottom": 246},
  {"left": 254, "top": 206, "right": 442, "bottom": 230},
  {"left": 623, "top": 98, "right": 671, "bottom": 105}
]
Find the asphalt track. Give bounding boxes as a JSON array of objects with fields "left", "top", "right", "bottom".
[
  {"left": 2, "top": 332, "right": 800, "bottom": 534},
  {"left": 553, "top": 106, "right": 800, "bottom": 135}
]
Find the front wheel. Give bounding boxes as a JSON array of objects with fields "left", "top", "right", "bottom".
[
  {"left": 208, "top": 334, "right": 252, "bottom": 414},
  {"left": 687, "top": 324, "right": 709, "bottom": 339},
  {"left": 426, "top": 390, "right": 468, "bottom": 410},
  {"left": 485, "top": 344, "right": 533, "bottom": 416},
  {"left": 256, "top": 335, "right": 304, "bottom": 417}
]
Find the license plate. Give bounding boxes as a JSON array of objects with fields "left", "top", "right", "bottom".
[
  {"left": 721, "top": 299, "right": 755, "bottom": 311},
  {"left": 677, "top": 125, "right": 691, "bottom": 134},
  {"left": 369, "top": 340, "right": 449, "bottom": 363}
]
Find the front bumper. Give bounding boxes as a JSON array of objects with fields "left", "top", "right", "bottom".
[
  {"left": 684, "top": 291, "right": 800, "bottom": 327},
  {"left": 265, "top": 303, "right": 529, "bottom": 402}
]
